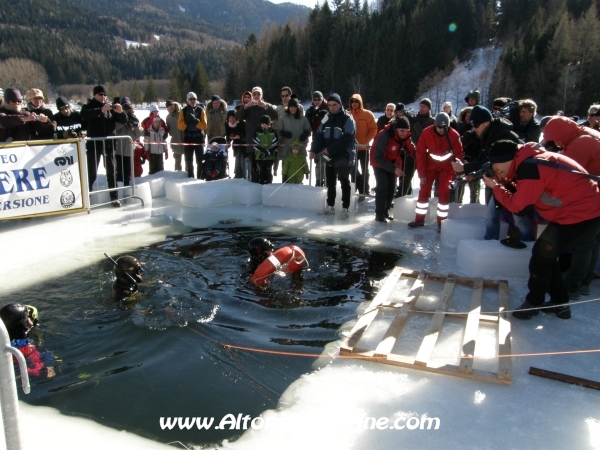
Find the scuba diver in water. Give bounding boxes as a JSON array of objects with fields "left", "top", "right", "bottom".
[
  {"left": 110, "top": 255, "right": 144, "bottom": 303},
  {"left": 248, "top": 237, "right": 309, "bottom": 287},
  {"left": 0, "top": 303, "right": 55, "bottom": 378}
]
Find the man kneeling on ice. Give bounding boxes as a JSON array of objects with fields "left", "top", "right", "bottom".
[{"left": 482, "top": 140, "right": 600, "bottom": 320}]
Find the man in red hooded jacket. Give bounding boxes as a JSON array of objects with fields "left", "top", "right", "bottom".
[
  {"left": 408, "top": 112, "right": 463, "bottom": 230},
  {"left": 483, "top": 140, "right": 600, "bottom": 320},
  {"left": 542, "top": 115, "right": 600, "bottom": 298}
]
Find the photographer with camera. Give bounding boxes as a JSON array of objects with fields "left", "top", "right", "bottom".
[
  {"left": 53, "top": 96, "right": 84, "bottom": 139},
  {"left": 25, "top": 88, "right": 56, "bottom": 140},
  {"left": 0, "top": 89, "right": 42, "bottom": 142},
  {"left": 407, "top": 112, "right": 463, "bottom": 231},
  {"left": 583, "top": 105, "right": 600, "bottom": 131},
  {"left": 451, "top": 105, "right": 535, "bottom": 243},
  {"left": 81, "top": 85, "right": 127, "bottom": 206},
  {"left": 482, "top": 140, "right": 600, "bottom": 320}
]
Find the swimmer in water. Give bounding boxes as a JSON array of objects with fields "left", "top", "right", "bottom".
[
  {"left": 111, "top": 255, "right": 144, "bottom": 303},
  {"left": 0, "top": 302, "right": 56, "bottom": 378},
  {"left": 248, "top": 237, "right": 308, "bottom": 287}
]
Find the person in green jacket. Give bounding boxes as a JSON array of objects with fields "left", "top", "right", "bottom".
[
  {"left": 282, "top": 140, "right": 309, "bottom": 184},
  {"left": 254, "top": 115, "right": 279, "bottom": 184}
]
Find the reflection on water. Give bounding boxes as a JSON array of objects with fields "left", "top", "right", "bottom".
[{"left": 1, "top": 227, "right": 401, "bottom": 446}]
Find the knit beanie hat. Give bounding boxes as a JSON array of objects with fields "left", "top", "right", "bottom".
[
  {"left": 149, "top": 104, "right": 159, "bottom": 113},
  {"left": 420, "top": 98, "right": 432, "bottom": 110},
  {"left": 488, "top": 140, "right": 519, "bottom": 164},
  {"left": 120, "top": 96, "right": 131, "bottom": 105},
  {"left": 227, "top": 110, "right": 236, "bottom": 118},
  {"left": 394, "top": 116, "right": 410, "bottom": 130},
  {"left": 313, "top": 91, "right": 323, "bottom": 100},
  {"left": 287, "top": 98, "right": 299, "bottom": 108},
  {"left": 470, "top": 105, "right": 493, "bottom": 127},
  {"left": 435, "top": 112, "right": 450, "bottom": 128},
  {"left": 260, "top": 115, "right": 271, "bottom": 125},
  {"left": 56, "top": 96, "right": 69, "bottom": 109},
  {"left": 327, "top": 93, "right": 342, "bottom": 105},
  {"left": 396, "top": 103, "right": 405, "bottom": 111},
  {"left": 252, "top": 87, "right": 263, "bottom": 95},
  {"left": 211, "top": 95, "right": 221, "bottom": 102},
  {"left": 4, "top": 89, "right": 23, "bottom": 102},
  {"left": 493, "top": 97, "right": 511, "bottom": 108},
  {"left": 187, "top": 92, "right": 197, "bottom": 101},
  {"left": 291, "top": 139, "right": 301, "bottom": 149},
  {"left": 93, "top": 85, "right": 107, "bottom": 96}
]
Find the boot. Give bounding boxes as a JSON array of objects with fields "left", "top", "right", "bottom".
[
  {"left": 512, "top": 300, "right": 539, "bottom": 320},
  {"left": 375, "top": 214, "right": 387, "bottom": 223}
]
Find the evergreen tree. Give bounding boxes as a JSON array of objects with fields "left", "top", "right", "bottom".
[
  {"left": 190, "top": 61, "right": 211, "bottom": 101},
  {"left": 179, "top": 65, "right": 191, "bottom": 98},
  {"left": 130, "top": 80, "right": 143, "bottom": 104},
  {"left": 118, "top": 81, "right": 128, "bottom": 98},
  {"left": 108, "top": 82, "right": 117, "bottom": 102},
  {"left": 168, "top": 66, "right": 182, "bottom": 102},
  {"left": 144, "top": 76, "right": 158, "bottom": 103},
  {"left": 224, "top": 67, "right": 237, "bottom": 100}
]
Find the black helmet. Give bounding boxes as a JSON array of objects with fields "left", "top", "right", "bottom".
[
  {"left": 0, "top": 303, "right": 36, "bottom": 340},
  {"left": 248, "top": 237, "right": 274, "bottom": 266},
  {"left": 114, "top": 255, "right": 143, "bottom": 287}
]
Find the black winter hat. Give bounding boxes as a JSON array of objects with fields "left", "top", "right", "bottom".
[
  {"left": 327, "top": 93, "right": 342, "bottom": 105},
  {"left": 470, "top": 105, "right": 493, "bottom": 127},
  {"left": 227, "top": 110, "right": 236, "bottom": 118},
  {"left": 56, "top": 96, "right": 69, "bottom": 109},
  {"left": 493, "top": 97, "right": 511, "bottom": 108},
  {"left": 420, "top": 98, "right": 432, "bottom": 110},
  {"left": 435, "top": 112, "right": 450, "bottom": 128},
  {"left": 93, "top": 85, "right": 107, "bottom": 96},
  {"left": 287, "top": 98, "right": 299, "bottom": 108},
  {"left": 396, "top": 103, "right": 405, "bottom": 111},
  {"left": 394, "top": 116, "right": 410, "bottom": 130},
  {"left": 260, "top": 115, "right": 272, "bottom": 125},
  {"left": 211, "top": 95, "right": 221, "bottom": 102},
  {"left": 313, "top": 91, "right": 323, "bottom": 100},
  {"left": 464, "top": 89, "right": 481, "bottom": 104},
  {"left": 4, "top": 89, "right": 23, "bottom": 102},
  {"left": 488, "top": 140, "right": 519, "bottom": 164}
]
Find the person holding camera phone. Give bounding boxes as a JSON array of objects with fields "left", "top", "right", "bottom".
[
  {"left": 236, "top": 87, "right": 278, "bottom": 183},
  {"left": 25, "top": 88, "right": 55, "bottom": 140},
  {"left": 81, "top": 85, "right": 127, "bottom": 207},
  {"left": 0, "top": 89, "right": 46, "bottom": 142}
]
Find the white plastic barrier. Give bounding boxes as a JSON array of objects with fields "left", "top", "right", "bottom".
[
  {"left": 180, "top": 179, "right": 233, "bottom": 208},
  {"left": 456, "top": 239, "right": 532, "bottom": 278},
  {"left": 440, "top": 218, "right": 486, "bottom": 248}
]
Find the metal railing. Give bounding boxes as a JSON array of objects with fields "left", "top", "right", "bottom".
[
  {"left": 85, "top": 136, "right": 144, "bottom": 211},
  {"left": 0, "top": 321, "right": 30, "bottom": 450}
]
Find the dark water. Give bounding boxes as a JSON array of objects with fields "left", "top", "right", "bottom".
[{"left": 5, "top": 227, "right": 401, "bottom": 447}]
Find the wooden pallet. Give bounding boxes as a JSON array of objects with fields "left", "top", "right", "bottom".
[{"left": 339, "top": 267, "right": 512, "bottom": 385}]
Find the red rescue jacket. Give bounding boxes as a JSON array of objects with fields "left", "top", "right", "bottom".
[{"left": 416, "top": 125, "right": 463, "bottom": 178}]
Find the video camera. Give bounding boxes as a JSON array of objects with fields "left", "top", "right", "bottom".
[{"left": 495, "top": 100, "right": 520, "bottom": 125}]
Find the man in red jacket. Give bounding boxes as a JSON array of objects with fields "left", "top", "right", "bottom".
[
  {"left": 408, "top": 112, "right": 463, "bottom": 230},
  {"left": 543, "top": 116, "right": 600, "bottom": 298},
  {"left": 483, "top": 140, "right": 600, "bottom": 320}
]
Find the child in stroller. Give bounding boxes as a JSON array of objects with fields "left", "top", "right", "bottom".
[{"left": 202, "top": 137, "right": 228, "bottom": 180}]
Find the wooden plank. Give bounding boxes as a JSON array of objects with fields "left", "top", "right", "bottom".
[
  {"left": 414, "top": 277, "right": 456, "bottom": 366},
  {"left": 529, "top": 367, "right": 600, "bottom": 390},
  {"left": 399, "top": 271, "right": 501, "bottom": 288},
  {"left": 412, "top": 311, "right": 498, "bottom": 323},
  {"left": 497, "top": 281, "right": 512, "bottom": 381},
  {"left": 340, "top": 266, "right": 405, "bottom": 352},
  {"left": 373, "top": 272, "right": 427, "bottom": 356},
  {"left": 459, "top": 278, "right": 483, "bottom": 373}
]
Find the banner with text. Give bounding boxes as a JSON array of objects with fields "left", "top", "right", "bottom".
[{"left": 0, "top": 140, "right": 87, "bottom": 220}]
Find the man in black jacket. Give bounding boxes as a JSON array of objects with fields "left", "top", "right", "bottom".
[
  {"left": 305, "top": 91, "right": 329, "bottom": 186},
  {"left": 310, "top": 93, "right": 356, "bottom": 220},
  {"left": 53, "top": 96, "right": 84, "bottom": 139},
  {"left": 81, "top": 85, "right": 127, "bottom": 206},
  {"left": 451, "top": 105, "right": 534, "bottom": 242}
]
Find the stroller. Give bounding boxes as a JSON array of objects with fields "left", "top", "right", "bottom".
[{"left": 202, "top": 137, "right": 228, "bottom": 181}]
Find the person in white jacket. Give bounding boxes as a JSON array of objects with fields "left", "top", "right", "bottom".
[{"left": 144, "top": 116, "right": 168, "bottom": 174}]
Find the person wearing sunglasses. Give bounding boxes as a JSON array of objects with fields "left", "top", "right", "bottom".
[
  {"left": 276, "top": 86, "right": 304, "bottom": 118},
  {"left": 81, "top": 85, "right": 127, "bottom": 207},
  {"left": 53, "top": 96, "right": 84, "bottom": 139},
  {"left": 305, "top": 91, "right": 330, "bottom": 186},
  {"left": 0, "top": 88, "right": 41, "bottom": 142},
  {"left": 25, "top": 88, "right": 56, "bottom": 140}
]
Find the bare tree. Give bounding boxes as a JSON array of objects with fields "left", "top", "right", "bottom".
[
  {"left": 350, "top": 73, "right": 364, "bottom": 95},
  {"left": 0, "top": 58, "right": 50, "bottom": 97}
]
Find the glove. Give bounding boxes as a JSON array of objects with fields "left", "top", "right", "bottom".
[
  {"left": 318, "top": 110, "right": 328, "bottom": 119},
  {"left": 258, "top": 148, "right": 270, "bottom": 160},
  {"left": 185, "top": 113, "right": 199, "bottom": 124},
  {"left": 299, "top": 131, "right": 310, "bottom": 141},
  {"left": 280, "top": 130, "right": 292, "bottom": 139}
]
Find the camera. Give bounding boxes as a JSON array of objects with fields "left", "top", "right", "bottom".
[
  {"left": 319, "top": 153, "right": 330, "bottom": 162},
  {"left": 468, "top": 161, "right": 495, "bottom": 180},
  {"left": 252, "top": 100, "right": 258, "bottom": 106}
]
